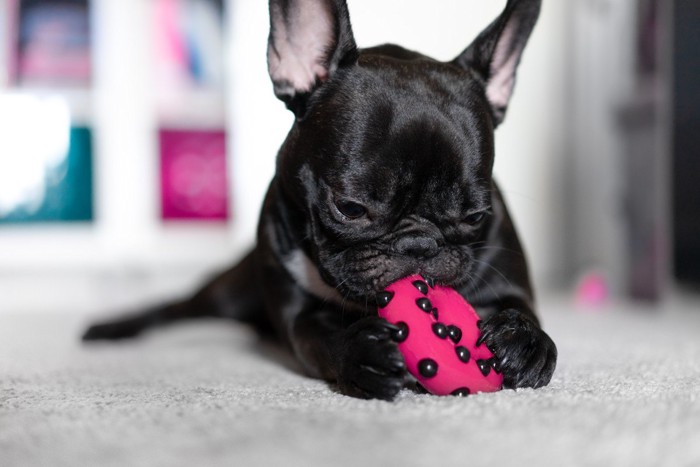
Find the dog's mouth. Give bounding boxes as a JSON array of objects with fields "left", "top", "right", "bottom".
[{"left": 318, "top": 246, "right": 473, "bottom": 304}]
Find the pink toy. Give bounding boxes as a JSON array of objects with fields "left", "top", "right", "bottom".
[{"left": 377, "top": 275, "right": 503, "bottom": 396}]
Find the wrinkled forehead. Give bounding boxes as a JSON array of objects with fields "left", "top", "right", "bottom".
[{"left": 318, "top": 77, "right": 493, "bottom": 193}]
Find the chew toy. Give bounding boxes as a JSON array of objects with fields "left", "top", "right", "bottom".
[{"left": 377, "top": 275, "right": 503, "bottom": 396}]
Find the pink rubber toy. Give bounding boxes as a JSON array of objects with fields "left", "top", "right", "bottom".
[{"left": 377, "top": 275, "right": 503, "bottom": 396}]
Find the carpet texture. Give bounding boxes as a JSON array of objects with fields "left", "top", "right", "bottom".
[{"left": 1, "top": 298, "right": 699, "bottom": 467}]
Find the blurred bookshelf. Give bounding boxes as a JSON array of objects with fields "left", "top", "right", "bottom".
[{"left": 0, "top": 0, "right": 244, "bottom": 278}]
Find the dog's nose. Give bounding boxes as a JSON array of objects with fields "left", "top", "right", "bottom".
[{"left": 393, "top": 236, "right": 440, "bottom": 258}]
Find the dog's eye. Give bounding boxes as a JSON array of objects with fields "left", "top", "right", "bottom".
[
  {"left": 464, "top": 211, "right": 487, "bottom": 226},
  {"left": 335, "top": 200, "right": 367, "bottom": 220}
]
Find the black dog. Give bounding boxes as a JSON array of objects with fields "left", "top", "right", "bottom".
[{"left": 84, "top": 0, "right": 557, "bottom": 401}]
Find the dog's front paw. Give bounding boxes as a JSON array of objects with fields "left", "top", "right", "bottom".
[
  {"left": 336, "top": 317, "right": 407, "bottom": 401},
  {"left": 477, "top": 309, "right": 557, "bottom": 389}
]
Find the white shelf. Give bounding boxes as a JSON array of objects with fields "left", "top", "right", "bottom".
[{"left": 0, "top": 0, "right": 255, "bottom": 274}]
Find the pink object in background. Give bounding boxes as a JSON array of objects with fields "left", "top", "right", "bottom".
[
  {"left": 575, "top": 272, "right": 610, "bottom": 307},
  {"left": 378, "top": 275, "right": 503, "bottom": 396},
  {"left": 159, "top": 129, "right": 229, "bottom": 221}
]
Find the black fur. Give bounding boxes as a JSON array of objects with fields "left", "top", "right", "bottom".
[{"left": 84, "top": 0, "right": 556, "bottom": 401}]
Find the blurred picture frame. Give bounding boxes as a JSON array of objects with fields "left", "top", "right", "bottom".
[
  {"left": 0, "top": 111, "right": 94, "bottom": 224},
  {"left": 8, "top": 0, "right": 92, "bottom": 86},
  {"left": 159, "top": 128, "right": 229, "bottom": 222},
  {"left": 152, "top": 0, "right": 225, "bottom": 92}
]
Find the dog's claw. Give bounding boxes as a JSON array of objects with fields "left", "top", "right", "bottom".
[{"left": 476, "top": 329, "right": 493, "bottom": 349}]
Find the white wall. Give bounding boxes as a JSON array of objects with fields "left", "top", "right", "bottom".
[{"left": 0, "top": 0, "right": 568, "bottom": 294}]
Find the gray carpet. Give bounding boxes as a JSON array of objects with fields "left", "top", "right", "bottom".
[{"left": 2, "top": 297, "right": 700, "bottom": 467}]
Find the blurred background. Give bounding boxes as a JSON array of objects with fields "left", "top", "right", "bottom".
[{"left": 0, "top": 0, "right": 696, "bottom": 314}]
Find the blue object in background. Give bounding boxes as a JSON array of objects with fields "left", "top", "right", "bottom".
[{"left": 0, "top": 127, "right": 94, "bottom": 223}]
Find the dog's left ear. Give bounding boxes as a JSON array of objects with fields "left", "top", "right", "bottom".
[
  {"left": 267, "top": 0, "right": 358, "bottom": 118},
  {"left": 453, "top": 0, "right": 542, "bottom": 127}
]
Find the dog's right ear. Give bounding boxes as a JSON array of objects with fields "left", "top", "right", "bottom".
[
  {"left": 452, "top": 0, "right": 542, "bottom": 127},
  {"left": 267, "top": 0, "right": 358, "bottom": 118}
]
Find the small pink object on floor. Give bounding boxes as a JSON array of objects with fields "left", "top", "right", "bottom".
[
  {"left": 575, "top": 272, "right": 610, "bottom": 307},
  {"left": 377, "top": 275, "right": 503, "bottom": 396}
]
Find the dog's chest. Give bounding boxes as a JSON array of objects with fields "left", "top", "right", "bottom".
[{"left": 282, "top": 248, "right": 345, "bottom": 303}]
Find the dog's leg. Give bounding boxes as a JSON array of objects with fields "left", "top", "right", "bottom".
[
  {"left": 256, "top": 235, "right": 407, "bottom": 401},
  {"left": 462, "top": 185, "right": 557, "bottom": 389},
  {"left": 82, "top": 249, "right": 265, "bottom": 341}
]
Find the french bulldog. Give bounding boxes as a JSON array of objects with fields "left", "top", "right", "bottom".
[{"left": 83, "top": 0, "right": 557, "bottom": 401}]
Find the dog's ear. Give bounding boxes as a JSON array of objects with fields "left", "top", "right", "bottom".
[
  {"left": 453, "top": 0, "right": 541, "bottom": 127},
  {"left": 267, "top": 0, "right": 358, "bottom": 117}
]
